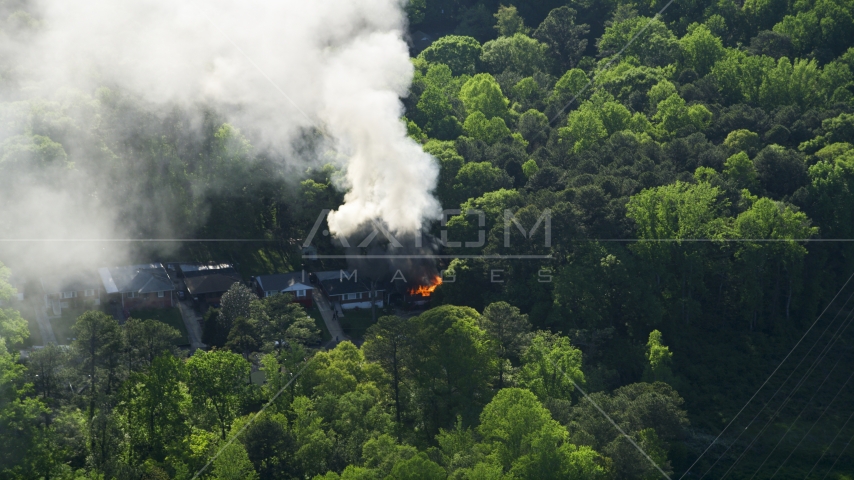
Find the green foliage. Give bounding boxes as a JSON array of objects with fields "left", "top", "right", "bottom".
[
  {"left": 598, "top": 16, "right": 679, "bottom": 66},
  {"left": 559, "top": 108, "right": 608, "bottom": 153},
  {"left": 418, "top": 35, "right": 482, "bottom": 76},
  {"left": 480, "top": 34, "right": 550, "bottom": 76},
  {"left": 533, "top": 6, "right": 589, "bottom": 73},
  {"left": 493, "top": 5, "right": 528, "bottom": 37},
  {"left": 723, "top": 151, "right": 759, "bottom": 189},
  {"left": 186, "top": 350, "right": 250, "bottom": 439},
  {"left": 519, "top": 332, "right": 584, "bottom": 402},
  {"left": 724, "top": 129, "right": 761, "bottom": 155},
  {"left": 460, "top": 74, "right": 510, "bottom": 120},
  {"left": 642, "top": 330, "right": 674, "bottom": 384},
  {"left": 463, "top": 112, "right": 511, "bottom": 144},
  {"left": 679, "top": 24, "right": 726, "bottom": 76}
]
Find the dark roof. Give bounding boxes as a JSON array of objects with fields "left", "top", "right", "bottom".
[
  {"left": 99, "top": 264, "right": 175, "bottom": 294},
  {"left": 41, "top": 271, "right": 102, "bottom": 294},
  {"left": 255, "top": 272, "right": 313, "bottom": 293},
  {"left": 178, "top": 263, "right": 236, "bottom": 278},
  {"left": 320, "top": 278, "right": 384, "bottom": 296},
  {"left": 185, "top": 272, "right": 242, "bottom": 295}
]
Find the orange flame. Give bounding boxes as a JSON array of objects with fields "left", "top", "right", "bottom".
[{"left": 408, "top": 275, "right": 443, "bottom": 297}]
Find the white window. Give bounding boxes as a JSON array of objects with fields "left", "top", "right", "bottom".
[
  {"left": 127, "top": 292, "right": 136, "bottom": 298},
  {"left": 85, "top": 289, "right": 95, "bottom": 297},
  {"left": 62, "top": 291, "right": 76, "bottom": 299},
  {"left": 296, "top": 289, "right": 306, "bottom": 298},
  {"left": 344, "top": 293, "right": 362, "bottom": 300},
  {"left": 157, "top": 291, "right": 164, "bottom": 298}
]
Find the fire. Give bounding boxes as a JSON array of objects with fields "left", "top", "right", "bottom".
[{"left": 408, "top": 276, "right": 443, "bottom": 297}]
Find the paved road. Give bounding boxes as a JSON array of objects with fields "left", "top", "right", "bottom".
[
  {"left": 313, "top": 291, "right": 346, "bottom": 345},
  {"left": 176, "top": 299, "right": 206, "bottom": 351},
  {"left": 31, "top": 300, "right": 57, "bottom": 345}
]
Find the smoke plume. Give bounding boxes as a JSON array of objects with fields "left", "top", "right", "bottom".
[{"left": 2, "top": 0, "right": 440, "bottom": 271}]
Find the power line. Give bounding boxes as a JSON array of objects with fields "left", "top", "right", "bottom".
[
  {"left": 771, "top": 366, "right": 854, "bottom": 477},
  {"left": 721, "top": 301, "right": 854, "bottom": 478},
  {"left": 821, "top": 428, "right": 854, "bottom": 479},
  {"left": 680, "top": 271, "right": 854, "bottom": 478},
  {"left": 190, "top": 354, "right": 316, "bottom": 480},
  {"left": 546, "top": 353, "right": 672, "bottom": 479},
  {"left": 804, "top": 407, "right": 854, "bottom": 478}
]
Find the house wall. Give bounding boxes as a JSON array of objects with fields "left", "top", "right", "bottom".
[
  {"left": 332, "top": 292, "right": 383, "bottom": 310},
  {"left": 46, "top": 289, "right": 102, "bottom": 311},
  {"left": 260, "top": 288, "right": 314, "bottom": 308},
  {"left": 123, "top": 291, "right": 174, "bottom": 310}
]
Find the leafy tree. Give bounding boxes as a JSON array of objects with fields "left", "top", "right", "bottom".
[
  {"left": 389, "top": 453, "right": 446, "bottom": 480},
  {"left": 186, "top": 350, "right": 250, "bottom": 439},
  {"left": 641, "top": 330, "right": 674, "bottom": 384},
  {"left": 517, "top": 109, "right": 549, "bottom": 146},
  {"left": 478, "top": 388, "right": 605, "bottom": 478},
  {"left": 679, "top": 24, "right": 726, "bottom": 76},
  {"left": 723, "top": 151, "right": 759, "bottom": 189},
  {"left": 27, "top": 343, "right": 70, "bottom": 404},
  {"left": 226, "top": 316, "right": 263, "bottom": 359},
  {"left": 567, "top": 382, "right": 688, "bottom": 479},
  {"left": 652, "top": 93, "right": 712, "bottom": 138},
  {"left": 363, "top": 316, "right": 410, "bottom": 433},
  {"left": 480, "top": 34, "right": 550, "bottom": 77},
  {"left": 240, "top": 412, "right": 296, "bottom": 479},
  {"left": 117, "top": 354, "right": 188, "bottom": 464},
  {"left": 533, "top": 6, "right": 589, "bottom": 73},
  {"left": 559, "top": 108, "right": 607, "bottom": 153},
  {"left": 753, "top": 144, "right": 807, "bottom": 197},
  {"left": 416, "top": 85, "right": 464, "bottom": 140},
  {"left": 480, "top": 301, "right": 532, "bottom": 388},
  {"left": 451, "top": 161, "right": 513, "bottom": 206},
  {"left": 550, "top": 68, "right": 588, "bottom": 109},
  {"left": 493, "top": 5, "right": 528, "bottom": 37},
  {"left": 598, "top": 16, "right": 679, "bottom": 66},
  {"left": 460, "top": 74, "right": 511, "bottom": 120},
  {"left": 407, "top": 305, "right": 497, "bottom": 437},
  {"left": 212, "top": 441, "right": 259, "bottom": 480},
  {"left": 417, "top": 35, "right": 482, "bottom": 76},
  {"left": 519, "top": 331, "right": 584, "bottom": 402},
  {"left": 72, "top": 311, "right": 123, "bottom": 421},
  {"left": 0, "top": 262, "right": 27, "bottom": 348},
  {"left": 123, "top": 318, "right": 180, "bottom": 371},
  {"left": 748, "top": 30, "right": 793, "bottom": 59},
  {"left": 463, "top": 111, "right": 512, "bottom": 144},
  {"left": 724, "top": 129, "right": 761, "bottom": 155}
]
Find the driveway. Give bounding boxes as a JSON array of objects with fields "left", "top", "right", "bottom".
[
  {"left": 313, "top": 291, "right": 346, "bottom": 345},
  {"left": 31, "top": 300, "right": 57, "bottom": 345},
  {"left": 176, "top": 299, "right": 206, "bottom": 351}
]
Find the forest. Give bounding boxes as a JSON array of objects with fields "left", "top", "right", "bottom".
[{"left": 3, "top": 0, "right": 854, "bottom": 478}]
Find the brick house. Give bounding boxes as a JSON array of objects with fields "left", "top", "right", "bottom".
[
  {"left": 99, "top": 264, "right": 175, "bottom": 310},
  {"left": 253, "top": 271, "right": 314, "bottom": 308},
  {"left": 40, "top": 272, "right": 103, "bottom": 316},
  {"left": 314, "top": 270, "right": 384, "bottom": 310}
]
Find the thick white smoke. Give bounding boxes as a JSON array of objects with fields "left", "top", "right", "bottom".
[{"left": 24, "top": 0, "right": 441, "bottom": 237}]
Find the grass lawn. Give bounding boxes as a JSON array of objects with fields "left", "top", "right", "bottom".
[
  {"left": 306, "top": 306, "right": 332, "bottom": 342},
  {"left": 131, "top": 308, "right": 190, "bottom": 346},
  {"left": 339, "top": 307, "right": 393, "bottom": 340}
]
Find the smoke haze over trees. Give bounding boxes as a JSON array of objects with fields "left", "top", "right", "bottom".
[{"left": 2, "top": 0, "right": 854, "bottom": 478}]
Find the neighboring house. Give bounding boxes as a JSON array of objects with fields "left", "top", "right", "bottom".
[
  {"left": 253, "top": 271, "right": 314, "bottom": 308},
  {"left": 314, "top": 270, "right": 384, "bottom": 310},
  {"left": 40, "top": 272, "right": 103, "bottom": 316},
  {"left": 99, "top": 264, "right": 175, "bottom": 310},
  {"left": 180, "top": 264, "right": 242, "bottom": 307}
]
